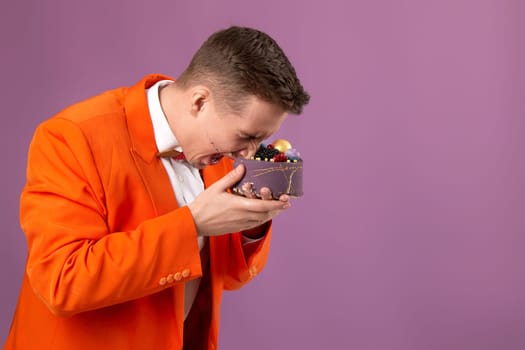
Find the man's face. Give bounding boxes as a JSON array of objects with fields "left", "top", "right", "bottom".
[{"left": 184, "top": 95, "right": 287, "bottom": 169}]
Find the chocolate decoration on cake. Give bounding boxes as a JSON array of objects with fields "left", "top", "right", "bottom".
[{"left": 232, "top": 139, "right": 303, "bottom": 199}]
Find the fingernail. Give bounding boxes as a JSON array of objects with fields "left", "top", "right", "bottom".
[{"left": 283, "top": 202, "right": 291, "bottom": 209}]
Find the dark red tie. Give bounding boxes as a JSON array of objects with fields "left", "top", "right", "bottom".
[{"left": 157, "top": 149, "right": 185, "bottom": 160}]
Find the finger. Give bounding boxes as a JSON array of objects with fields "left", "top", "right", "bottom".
[
  {"left": 248, "top": 203, "right": 290, "bottom": 225},
  {"left": 278, "top": 194, "right": 291, "bottom": 203},
  {"left": 259, "top": 187, "right": 273, "bottom": 200},
  {"left": 242, "top": 182, "right": 257, "bottom": 199},
  {"left": 241, "top": 196, "right": 291, "bottom": 213},
  {"left": 211, "top": 164, "right": 245, "bottom": 192}
]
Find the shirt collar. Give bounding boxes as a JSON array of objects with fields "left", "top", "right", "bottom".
[{"left": 146, "top": 80, "right": 182, "bottom": 154}]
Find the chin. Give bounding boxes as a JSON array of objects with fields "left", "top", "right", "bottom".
[
  {"left": 193, "top": 161, "right": 208, "bottom": 169},
  {"left": 193, "top": 160, "right": 215, "bottom": 169}
]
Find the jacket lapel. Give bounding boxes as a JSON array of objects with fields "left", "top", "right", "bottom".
[{"left": 124, "top": 74, "right": 180, "bottom": 216}]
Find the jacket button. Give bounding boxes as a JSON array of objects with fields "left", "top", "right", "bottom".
[
  {"left": 174, "top": 272, "right": 182, "bottom": 281},
  {"left": 159, "top": 277, "right": 167, "bottom": 286},
  {"left": 167, "top": 274, "right": 174, "bottom": 283},
  {"left": 182, "top": 268, "right": 191, "bottom": 278}
]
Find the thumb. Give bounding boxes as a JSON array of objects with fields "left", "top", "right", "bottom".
[{"left": 212, "top": 164, "right": 246, "bottom": 192}]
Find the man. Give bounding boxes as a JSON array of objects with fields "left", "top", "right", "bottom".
[{"left": 4, "top": 26, "right": 309, "bottom": 349}]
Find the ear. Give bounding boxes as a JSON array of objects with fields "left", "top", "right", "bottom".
[{"left": 189, "top": 86, "right": 211, "bottom": 117}]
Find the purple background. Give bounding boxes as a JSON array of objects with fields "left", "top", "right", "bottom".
[{"left": 2, "top": 0, "right": 524, "bottom": 349}]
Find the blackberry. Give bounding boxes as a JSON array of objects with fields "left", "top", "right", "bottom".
[{"left": 255, "top": 144, "right": 280, "bottom": 160}]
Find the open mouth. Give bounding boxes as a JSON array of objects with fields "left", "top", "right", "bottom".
[{"left": 209, "top": 153, "right": 224, "bottom": 165}]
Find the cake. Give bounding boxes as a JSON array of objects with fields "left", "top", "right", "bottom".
[{"left": 232, "top": 139, "right": 303, "bottom": 199}]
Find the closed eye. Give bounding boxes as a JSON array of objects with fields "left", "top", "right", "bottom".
[{"left": 240, "top": 133, "right": 259, "bottom": 141}]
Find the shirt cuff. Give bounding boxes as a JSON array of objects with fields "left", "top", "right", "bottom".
[
  {"left": 241, "top": 234, "right": 264, "bottom": 245},
  {"left": 241, "top": 221, "right": 270, "bottom": 244}
]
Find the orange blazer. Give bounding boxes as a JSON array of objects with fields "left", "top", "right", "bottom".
[{"left": 4, "top": 74, "right": 272, "bottom": 350}]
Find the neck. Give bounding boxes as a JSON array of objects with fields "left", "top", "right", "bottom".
[
  {"left": 159, "top": 83, "right": 193, "bottom": 153},
  {"left": 160, "top": 82, "right": 186, "bottom": 146}
]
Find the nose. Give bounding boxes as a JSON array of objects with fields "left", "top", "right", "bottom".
[{"left": 236, "top": 140, "right": 258, "bottom": 159}]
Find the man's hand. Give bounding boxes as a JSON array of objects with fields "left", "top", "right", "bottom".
[{"left": 188, "top": 164, "right": 291, "bottom": 236}]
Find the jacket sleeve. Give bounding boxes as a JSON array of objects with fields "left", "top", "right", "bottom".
[
  {"left": 21, "top": 118, "right": 203, "bottom": 317},
  {"left": 221, "top": 228, "right": 273, "bottom": 291}
]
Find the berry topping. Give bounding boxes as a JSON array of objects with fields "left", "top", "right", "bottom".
[
  {"left": 272, "top": 152, "right": 288, "bottom": 162},
  {"left": 252, "top": 139, "right": 301, "bottom": 162},
  {"left": 255, "top": 144, "right": 280, "bottom": 160}
]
